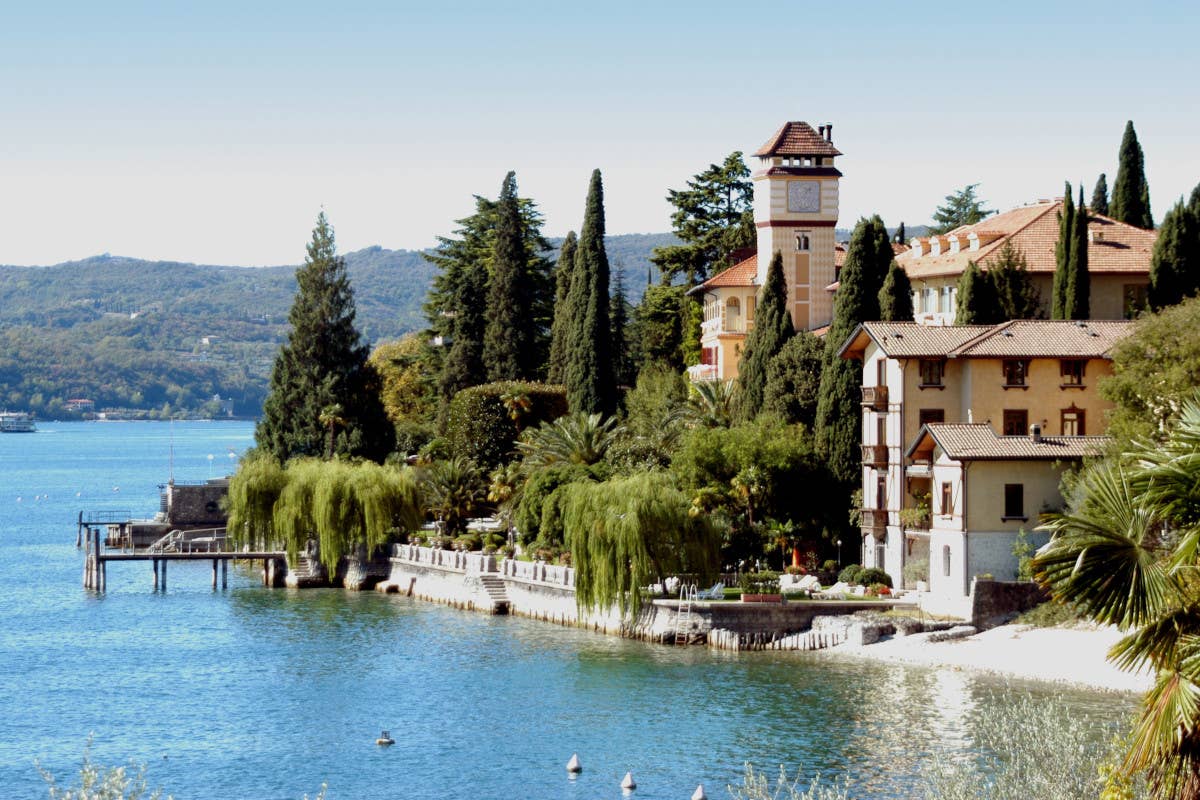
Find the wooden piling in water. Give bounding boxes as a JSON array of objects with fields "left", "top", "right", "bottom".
[{"left": 221, "top": 559, "right": 228, "bottom": 589}]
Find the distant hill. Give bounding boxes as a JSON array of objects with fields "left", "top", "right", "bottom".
[{"left": 0, "top": 233, "right": 678, "bottom": 418}]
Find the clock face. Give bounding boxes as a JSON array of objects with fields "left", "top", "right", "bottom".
[{"left": 787, "top": 181, "right": 820, "bottom": 213}]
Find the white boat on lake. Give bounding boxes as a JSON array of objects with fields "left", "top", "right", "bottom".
[{"left": 0, "top": 411, "right": 36, "bottom": 433}]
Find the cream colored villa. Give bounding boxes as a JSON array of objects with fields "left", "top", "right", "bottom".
[
  {"left": 839, "top": 319, "right": 1130, "bottom": 615},
  {"left": 899, "top": 200, "right": 1156, "bottom": 325},
  {"left": 689, "top": 121, "right": 842, "bottom": 381}
]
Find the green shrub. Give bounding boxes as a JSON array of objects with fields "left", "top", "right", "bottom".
[
  {"left": 857, "top": 567, "right": 893, "bottom": 588},
  {"left": 454, "top": 532, "right": 482, "bottom": 551},
  {"left": 444, "top": 382, "right": 568, "bottom": 470},
  {"left": 514, "top": 463, "right": 595, "bottom": 544},
  {"left": 394, "top": 419, "right": 435, "bottom": 455},
  {"left": 837, "top": 564, "right": 864, "bottom": 584},
  {"left": 739, "top": 570, "right": 781, "bottom": 594},
  {"left": 821, "top": 559, "right": 838, "bottom": 573},
  {"left": 902, "top": 557, "right": 929, "bottom": 585}
]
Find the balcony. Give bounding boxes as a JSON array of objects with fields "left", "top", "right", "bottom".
[
  {"left": 861, "top": 385, "right": 888, "bottom": 410},
  {"left": 701, "top": 315, "right": 753, "bottom": 337},
  {"left": 860, "top": 508, "right": 887, "bottom": 537},
  {"left": 687, "top": 363, "right": 719, "bottom": 383},
  {"left": 861, "top": 443, "right": 888, "bottom": 468}
]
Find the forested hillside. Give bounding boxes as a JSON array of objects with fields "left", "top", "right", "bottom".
[{"left": 0, "top": 233, "right": 675, "bottom": 418}]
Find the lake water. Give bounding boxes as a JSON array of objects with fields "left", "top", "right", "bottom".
[{"left": 0, "top": 422, "right": 1134, "bottom": 799}]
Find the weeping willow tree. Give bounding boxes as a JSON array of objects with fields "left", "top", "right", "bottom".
[
  {"left": 226, "top": 452, "right": 288, "bottom": 551},
  {"left": 561, "top": 472, "right": 721, "bottom": 617},
  {"left": 227, "top": 457, "right": 422, "bottom": 575}
]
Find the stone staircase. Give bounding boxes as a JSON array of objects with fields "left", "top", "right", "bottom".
[{"left": 476, "top": 574, "right": 510, "bottom": 614}]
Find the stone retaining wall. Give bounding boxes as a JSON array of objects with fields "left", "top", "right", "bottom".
[{"left": 377, "top": 545, "right": 900, "bottom": 651}]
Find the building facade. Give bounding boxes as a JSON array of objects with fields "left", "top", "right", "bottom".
[{"left": 838, "top": 320, "right": 1130, "bottom": 614}]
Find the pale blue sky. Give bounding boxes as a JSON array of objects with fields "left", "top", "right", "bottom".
[{"left": 0, "top": 0, "right": 1196, "bottom": 265}]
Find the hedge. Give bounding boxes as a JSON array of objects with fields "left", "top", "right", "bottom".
[{"left": 444, "top": 382, "right": 568, "bottom": 470}]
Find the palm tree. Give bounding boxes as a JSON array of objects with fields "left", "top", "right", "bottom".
[
  {"left": 684, "top": 380, "right": 736, "bottom": 428},
  {"left": 516, "top": 412, "right": 622, "bottom": 469},
  {"left": 421, "top": 457, "right": 486, "bottom": 537},
  {"left": 318, "top": 403, "right": 346, "bottom": 460},
  {"left": 1034, "top": 396, "right": 1200, "bottom": 798}
]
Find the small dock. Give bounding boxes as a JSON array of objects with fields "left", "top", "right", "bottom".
[{"left": 80, "top": 527, "right": 286, "bottom": 592}]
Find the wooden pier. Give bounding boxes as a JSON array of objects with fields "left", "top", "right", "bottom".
[{"left": 80, "top": 527, "right": 286, "bottom": 592}]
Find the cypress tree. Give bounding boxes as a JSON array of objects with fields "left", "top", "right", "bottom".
[
  {"left": 1091, "top": 174, "right": 1109, "bottom": 216},
  {"left": 439, "top": 254, "right": 488, "bottom": 401},
  {"left": 1110, "top": 121, "right": 1153, "bottom": 229},
  {"left": 736, "top": 251, "right": 793, "bottom": 422},
  {"left": 1148, "top": 199, "right": 1200, "bottom": 310},
  {"left": 546, "top": 232, "right": 577, "bottom": 384},
  {"left": 1052, "top": 183, "right": 1075, "bottom": 319},
  {"left": 815, "top": 216, "right": 892, "bottom": 486},
  {"left": 1064, "top": 187, "right": 1090, "bottom": 320},
  {"left": 483, "top": 171, "right": 536, "bottom": 381},
  {"left": 955, "top": 260, "right": 998, "bottom": 324},
  {"left": 988, "top": 241, "right": 1042, "bottom": 319},
  {"left": 895, "top": 222, "right": 907, "bottom": 244},
  {"left": 763, "top": 330, "right": 824, "bottom": 429},
  {"left": 610, "top": 264, "right": 634, "bottom": 387},
  {"left": 257, "top": 212, "right": 394, "bottom": 463},
  {"left": 565, "top": 169, "right": 616, "bottom": 415},
  {"left": 877, "top": 261, "right": 914, "bottom": 322}
]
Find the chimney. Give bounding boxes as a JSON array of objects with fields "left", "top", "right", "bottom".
[
  {"left": 1029, "top": 423, "right": 1043, "bottom": 443},
  {"left": 818, "top": 125, "right": 826, "bottom": 138},
  {"left": 825, "top": 123, "right": 833, "bottom": 142}
]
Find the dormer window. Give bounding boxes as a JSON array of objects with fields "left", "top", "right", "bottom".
[{"left": 795, "top": 232, "right": 811, "bottom": 251}]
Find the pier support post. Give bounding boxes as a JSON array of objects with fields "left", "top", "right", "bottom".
[
  {"left": 212, "top": 559, "right": 218, "bottom": 590},
  {"left": 152, "top": 559, "right": 159, "bottom": 590},
  {"left": 100, "top": 556, "right": 106, "bottom": 592},
  {"left": 221, "top": 559, "right": 228, "bottom": 589},
  {"left": 161, "top": 559, "right": 167, "bottom": 592}
]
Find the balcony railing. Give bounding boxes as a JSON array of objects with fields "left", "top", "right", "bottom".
[
  {"left": 701, "top": 315, "right": 753, "bottom": 336},
  {"left": 860, "top": 508, "right": 887, "bottom": 537},
  {"left": 687, "top": 364, "right": 719, "bottom": 382},
  {"left": 861, "top": 385, "right": 888, "bottom": 410},
  {"left": 861, "top": 444, "right": 888, "bottom": 468}
]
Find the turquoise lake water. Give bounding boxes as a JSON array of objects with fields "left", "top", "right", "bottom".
[{"left": 0, "top": 422, "right": 1133, "bottom": 799}]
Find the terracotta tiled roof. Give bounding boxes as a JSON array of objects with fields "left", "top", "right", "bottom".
[
  {"left": 897, "top": 200, "right": 1156, "bottom": 280},
  {"left": 694, "top": 254, "right": 757, "bottom": 291},
  {"left": 950, "top": 319, "right": 1131, "bottom": 358},
  {"left": 912, "top": 423, "right": 1109, "bottom": 461},
  {"left": 839, "top": 322, "right": 994, "bottom": 358},
  {"left": 754, "top": 121, "right": 842, "bottom": 158},
  {"left": 839, "top": 319, "right": 1133, "bottom": 360},
  {"left": 891, "top": 242, "right": 910, "bottom": 256}
]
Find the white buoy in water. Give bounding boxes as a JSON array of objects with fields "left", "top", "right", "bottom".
[
  {"left": 566, "top": 753, "right": 582, "bottom": 774},
  {"left": 692, "top": 784, "right": 707, "bottom": 800},
  {"left": 375, "top": 730, "right": 395, "bottom": 746},
  {"left": 621, "top": 771, "right": 637, "bottom": 791}
]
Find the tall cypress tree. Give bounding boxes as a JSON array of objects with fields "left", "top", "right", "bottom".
[
  {"left": 815, "top": 216, "right": 892, "bottom": 486},
  {"left": 736, "top": 251, "right": 793, "bottom": 422},
  {"left": 257, "top": 212, "right": 394, "bottom": 463},
  {"left": 1091, "top": 174, "right": 1109, "bottom": 216},
  {"left": 546, "top": 231, "right": 577, "bottom": 384},
  {"left": 1148, "top": 199, "right": 1200, "bottom": 310},
  {"left": 1064, "top": 187, "right": 1090, "bottom": 320},
  {"left": 988, "top": 241, "right": 1042, "bottom": 320},
  {"left": 565, "top": 170, "right": 616, "bottom": 415},
  {"left": 1111, "top": 121, "right": 1153, "bottom": 229},
  {"left": 610, "top": 264, "right": 634, "bottom": 387},
  {"left": 877, "top": 261, "right": 914, "bottom": 322},
  {"left": 439, "top": 254, "right": 488, "bottom": 401},
  {"left": 483, "top": 171, "right": 536, "bottom": 381},
  {"left": 894, "top": 222, "right": 907, "bottom": 244},
  {"left": 1052, "top": 183, "right": 1075, "bottom": 319},
  {"left": 955, "top": 260, "right": 998, "bottom": 324}
]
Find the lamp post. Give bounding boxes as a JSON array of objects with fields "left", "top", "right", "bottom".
[
  {"left": 207, "top": 453, "right": 214, "bottom": 479},
  {"left": 836, "top": 538, "right": 843, "bottom": 567}
]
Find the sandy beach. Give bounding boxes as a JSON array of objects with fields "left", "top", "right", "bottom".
[{"left": 825, "top": 623, "right": 1153, "bottom": 693}]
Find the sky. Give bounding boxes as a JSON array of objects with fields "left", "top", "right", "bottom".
[{"left": 0, "top": 0, "right": 1197, "bottom": 267}]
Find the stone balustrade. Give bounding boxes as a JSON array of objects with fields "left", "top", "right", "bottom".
[
  {"left": 499, "top": 556, "right": 575, "bottom": 589},
  {"left": 390, "top": 544, "right": 497, "bottom": 574}
]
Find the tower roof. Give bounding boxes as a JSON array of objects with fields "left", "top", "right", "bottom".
[{"left": 754, "top": 121, "right": 842, "bottom": 158}]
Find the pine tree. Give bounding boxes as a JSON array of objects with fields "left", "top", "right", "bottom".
[
  {"left": 1110, "top": 121, "right": 1153, "bottom": 229},
  {"left": 1091, "top": 174, "right": 1109, "bottom": 216},
  {"left": 257, "top": 212, "right": 394, "bottom": 463},
  {"left": 988, "top": 241, "right": 1042, "bottom": 319},
  {"left": 565, "top": 170, "right": 616, "bottom": 415},
  {"left": 815, "top": 216, "right": 893, "bottom": 486},
  {"left": 877, "top": 261, "right": 914, "bottom": 322},
  {"left": 1148, "top": 198, "right": 1200, "bottom": 310},
  {"left": 1064, "top": 187, "right": 1090, "bottom": 320},
  {"left": 955, "top": 260, "right": 999, "bottom": 324},
  {"left": 483, "top": 171, "right": 536, "bottom": 381},
  {"left": 736, "top": 251, "right": 794, "bottom": 422},
  {"left": 634, "top": 284, "right": 686, "bottom": 371},
  {"left": 1052, "top": 183, "right": 1075, "bottom": 319},
  {"left": 610, "top": 264, "right": 634, "bottom": 387},
  {"left": 930, "top": 184, "right": 995, "bottom": 234},
  {"left": 546, "top": 231, "right": 577, "bottom": 384}
]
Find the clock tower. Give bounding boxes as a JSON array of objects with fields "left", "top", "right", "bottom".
[{"left": 752, "top": 121, "right": 842, "bottom": 332}]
